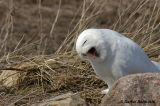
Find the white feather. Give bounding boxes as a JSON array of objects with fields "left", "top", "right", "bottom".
[{"left": 76, "top": 28, "right": 160, "bottom": 94}]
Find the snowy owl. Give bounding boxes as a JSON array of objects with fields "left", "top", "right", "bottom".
[{"left": 76, "top": 28, "right": 160, "bottom": 94}]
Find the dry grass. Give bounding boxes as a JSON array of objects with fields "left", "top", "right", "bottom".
[
  {"left": 0, "top": 52, "right": 107, "bottom": 105},
  {"left": 0, "top": 0, "right": 160, "bottom": 105}
]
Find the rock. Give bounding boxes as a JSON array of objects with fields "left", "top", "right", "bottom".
[
  {"left": 101, "top": 73, "right": 160, "bottom": 106},
  {"left": 0, "top": 70, "right": 25, "bottom": 87},
  {"left": 31, "top": 92, "right": 87, "bottom": 106}
]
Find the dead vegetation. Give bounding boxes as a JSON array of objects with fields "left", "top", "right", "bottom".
[
  {"left": 0, "top": 0, "right": 160, "bottom": 105},
  {"left": 0, "top": 52, "right": 107, "bottom": 105}
]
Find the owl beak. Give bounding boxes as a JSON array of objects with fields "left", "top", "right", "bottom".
[
  {"left": 81, "top": 53, "right": 87, "bottom": 56},
  {"left": 87, "top": 47, "right": 99, "bottom": 58}
]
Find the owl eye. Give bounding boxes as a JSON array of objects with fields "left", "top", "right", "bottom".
[{"left": 82, "top": 40, "right": 87, "bottom": 46}]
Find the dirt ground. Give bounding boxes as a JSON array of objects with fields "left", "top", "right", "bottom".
[{"left": 0, "top": 0, "right": 160, "bottom": 105}]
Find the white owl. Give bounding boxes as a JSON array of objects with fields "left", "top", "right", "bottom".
[{"left": 76, "top": 29, "right": 160, "bottom": 94}]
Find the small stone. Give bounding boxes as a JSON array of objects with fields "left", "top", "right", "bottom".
[{"left": 31, "top": 92, "right": 87, "bottom": 106}]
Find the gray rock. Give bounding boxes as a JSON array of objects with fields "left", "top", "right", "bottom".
[
  {"left": 101, "top": 73, "right": 160, "bottom": 106},
  {"left": 31, "top": 92, "right": 87, "bottom": 106},
  {"left": 0, "top": 70, "right": 22, "bottom": 87}
]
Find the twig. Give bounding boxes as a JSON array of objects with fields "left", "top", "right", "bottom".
[{"left": 8, "top": 90, "right": 37, "bottom": 106}]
